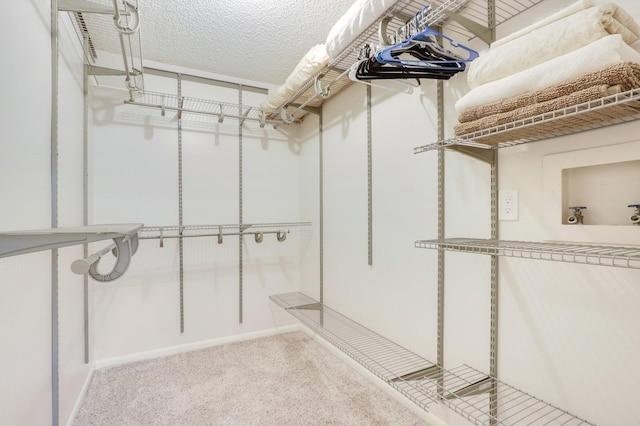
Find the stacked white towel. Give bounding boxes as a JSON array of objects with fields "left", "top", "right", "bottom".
[
  {"left": 262, "top": 44, "right": 330, "bottom": 111},
  {"left": 456, "top": 0, "right": 640, "bottom": 118},
  {"left": 325, "top": 0, "right": 397, "bottom": 60}
]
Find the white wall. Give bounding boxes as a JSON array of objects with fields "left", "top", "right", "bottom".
[
  {"left": 0, "top": 4, "right": 89, "bottom": 426},
  {"left": 313, "top": 80, "right": 444, "bottom": 362},
  {"left": 302, "top": 1, "right": 640, "bottom": 425},
  {"left": 57, "top": 13, "right": 93, "bottom": 426},
  {"left": 90, "top": 71, "right": 300, "bottom": 362}
]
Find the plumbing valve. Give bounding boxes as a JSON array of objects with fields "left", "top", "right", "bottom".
[
  {"left": 629, "top": 204, "right": 640, "bottom": 225},
  {"left": 567, "top": 206, "right": 587, "bottom": 225}
]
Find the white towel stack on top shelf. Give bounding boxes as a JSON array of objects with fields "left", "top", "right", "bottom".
[
  {"left": 261, "top": 44, "right": 330, "bottom": 111},
  {"left": 454, "top": 0, "right": 640, "bottom": 143}
]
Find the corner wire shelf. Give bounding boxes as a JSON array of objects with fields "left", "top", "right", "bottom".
[
  {"left": 270, "top": 291, "right": 595, "bottom": 426},
  {"left": 273, "top": 0, "right": 544, "bottom": 122},
  {"left": 0, "top": 224, "right": 143, "bottom": 258},
  {"left": 62, "top": 0, "right": 144, "bottom": 100},
  {"left": 0, "top": 224, "right": 144, "bottom": 282},
  {"left": 414, "top": 88, "right": 640, "bottom": 157},
  {"left": 415, "top": 238, "right": 640, "bottom": 269},
  {"left": 123, "top": 91, "right": 284, "bottom": 127}
]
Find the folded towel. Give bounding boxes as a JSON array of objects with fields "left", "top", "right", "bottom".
[
  {"left": 261, "top": 85, "right": 292, "bottom": 111},
  {"left": 492, "top": 0, "right": 594, "bottom": 48},
  {"left": 284, "top": 44, "right": 330, "bottom": 94},
  {"left": 455, "top": 35, "right": 640, "bottom": 114},
  {"left": 459, "top": 61, "right": 640, "bottom": 123},
  {"left": 326, "top": 0, "right": 397, "bottom": 59},
  {"left": 458, "top": 99, "right": 640, "bottom": 146},
  {"left": 467, "top": 5, "right": 640, "bottom": 89},
  {"left": 261, "top": 44, "right": 330, "bottom": 111},
  {"left": 600, "top": 2, "right": 640, "bottom": 39},
  {"left": 455, "top": 84, "right": 622, "bottom": 136}
]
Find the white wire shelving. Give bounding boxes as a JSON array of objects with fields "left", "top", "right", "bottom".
[
  {"left": 123, "top": 91, "right": 284, "bottom": 127},
  {"left": 273, "top": 0, "right": 544, "bottom": 122},
  {"left": 139, "top": 222, "right": 312, "bottom": 245},
  {"left": 0, "top": 224, "right": 142, "bottom": 258},
  {"left": 270, "top": 292, "right": 439, "bottom": 411},
  {"left": 0, "top": 224, "right": 144, "bottom": 282},
  {"left": 270, "top": 291, "right": 595, "bottom": 426},
  {"left": 62, "top": 0, "right": 144, "bottom": 99},
  {"left": 415, "top": 238, "right": 640, "bottom": 269},
  {"left": 414, "top": 88, "right": 640, "bottom": 156}
]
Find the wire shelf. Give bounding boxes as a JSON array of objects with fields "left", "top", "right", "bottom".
[
  {"left": 412, "top": 364, "right": 594, "bottom": 425},
  {"left": 270, "top": 292, "right": 595, "bottom": 425},
  {"left": 124, "top": 91, "right": 285, "bottom": 126},
  {"left": 273, "top": 0, "right": 544, "bottom": 118},
  {"left": 0, "top": 223, "right": 143, "bottom": 258},
  {"left": 414, "top": 88, "right": 640, "bottom": 154},
  {"left": 415, "top": 238, "right": 640, "bottom": 269},
  {"left": 64, "top": 0, "right": 145, "bottom": 97},
  {"left": 270, "top": 292, "right": 440, "bottom": 411},
  {"left": 140, "top": 222, "right": 311, "bottom": 241}
]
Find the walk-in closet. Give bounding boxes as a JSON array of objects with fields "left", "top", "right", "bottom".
[{"left": 2, "top": 0, "right": 640, "bottom": 425}]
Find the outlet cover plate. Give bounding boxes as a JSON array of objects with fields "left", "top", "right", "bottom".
[{"left": 499, "top": 190, "right": 518, "bottom": 221}]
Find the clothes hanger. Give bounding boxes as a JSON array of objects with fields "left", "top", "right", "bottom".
[
  {"left": 347, "top": 46, "right": 419, "bottom": 92},
  {"left": 376, "top": 6, "right": 478, "bottom": 70},
  {"left": 348, "top": 59, "right": 418, "bottom": 92},
  {"left": 375, "top": 28, "right": 478, "bottom": 70}
]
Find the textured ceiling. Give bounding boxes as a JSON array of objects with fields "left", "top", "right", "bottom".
[{"left": 129, "top": 0, "right": 357, "bottom": 86}]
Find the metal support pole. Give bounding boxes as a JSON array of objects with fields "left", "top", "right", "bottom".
[
  {"left": 367, "top": 85, "right": 373, "bottom": 266},
  {"left": 487, "top": 1, "right": 498, "bottom": 423},
  {"left": 83, "top": 36, "right": 90, "bottom": 364},
  {"left": 436, "top": 79, "right": 445, "bottom": 374},
  {"left": 51, "top": 1, "right": 60, "bottom": 424},
  {"left": 319, "top": 110, "right": 324, "bottom": 325},
  {"left": 490, "top": 149, "right": 499, "bottom": 422},
  {"left": 178, "top": 74, "right": 185, "bottom": 333},
  {"left": 238, "top": 86, "right": 244, "bottom": 324}
]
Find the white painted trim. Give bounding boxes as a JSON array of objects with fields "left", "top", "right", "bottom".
[
  {"left": 65, "top": 367, "right": 95, "bottom": 426},
  {"left": 299, "top": 325, "right": 447, "bottom": 426},
  {"left": 94, "top": 325, "right": 300, "bottom": 370}
]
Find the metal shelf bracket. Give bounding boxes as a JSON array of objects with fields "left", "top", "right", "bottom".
[{"left": 444, "top": 10, "right": 494, "bottom": 44}]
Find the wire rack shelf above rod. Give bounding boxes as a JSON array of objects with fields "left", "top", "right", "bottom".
[
  {"left": 139, "top": 222, "right": 312, "bottom": 246},
  {"left": 271, "top": 0, "right": 545, "bottom": 122},
  {"left": 61, "top": 0, "right": 145, "bottom": 100},
  {"left": 125, "top": 91, "right": 287, "bottom": 128},
  {"left": 414, "top": 88, "right": 640, "bottom": 159},
  {"left": 0, "top": 223, "right": 144, "bottom": 282}
]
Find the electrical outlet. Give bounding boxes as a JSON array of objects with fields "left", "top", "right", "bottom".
[{"left": 499, "top": 190, "right": 518, "bottom": 221}]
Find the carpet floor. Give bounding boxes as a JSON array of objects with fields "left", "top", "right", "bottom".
[{"left": 73, "top": 332, "right": 428, "bottom": 425}]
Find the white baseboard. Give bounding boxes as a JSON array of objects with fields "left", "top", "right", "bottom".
[
  {"left": 66, "top": 365, "right": 95, "bottom": 426},
  {"left": 299, "top": 325, "right": 448, "bottom": 426},
  {"left": 94, "top": 324, "right": 300, "bottom": 370}
]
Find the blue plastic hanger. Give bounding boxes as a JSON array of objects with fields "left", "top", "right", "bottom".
[{"left": 375, "top": 7, "right": 478, "bottom": 70}]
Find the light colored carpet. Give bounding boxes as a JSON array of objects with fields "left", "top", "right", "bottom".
[{"left": 73, "top": 332, "right": 428, "bottom": 425}]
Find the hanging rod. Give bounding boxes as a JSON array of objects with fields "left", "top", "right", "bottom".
[
  {"left": 139, "top": 229, "right": 290, "bottom": 246},
  {"left": 0, "top": 224, "right": 142, "bottom": 258},
  {"left": 125, "top": 91, "right": 284, "bottom": 127},
  {"left": 62, "top": 0, "right": 145, "bottom": 100},
  {"left": 275, "top": 0, "right": 546, "bottom": 120},
  {"left": 0, "top": 224, "right": 143, "bottom": 282},
  {"left": 70, "top": 230, "right": 140, "bottom": 282},
  {"left": 138, "top": 222, "right": 311, "bottom": 247}
]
